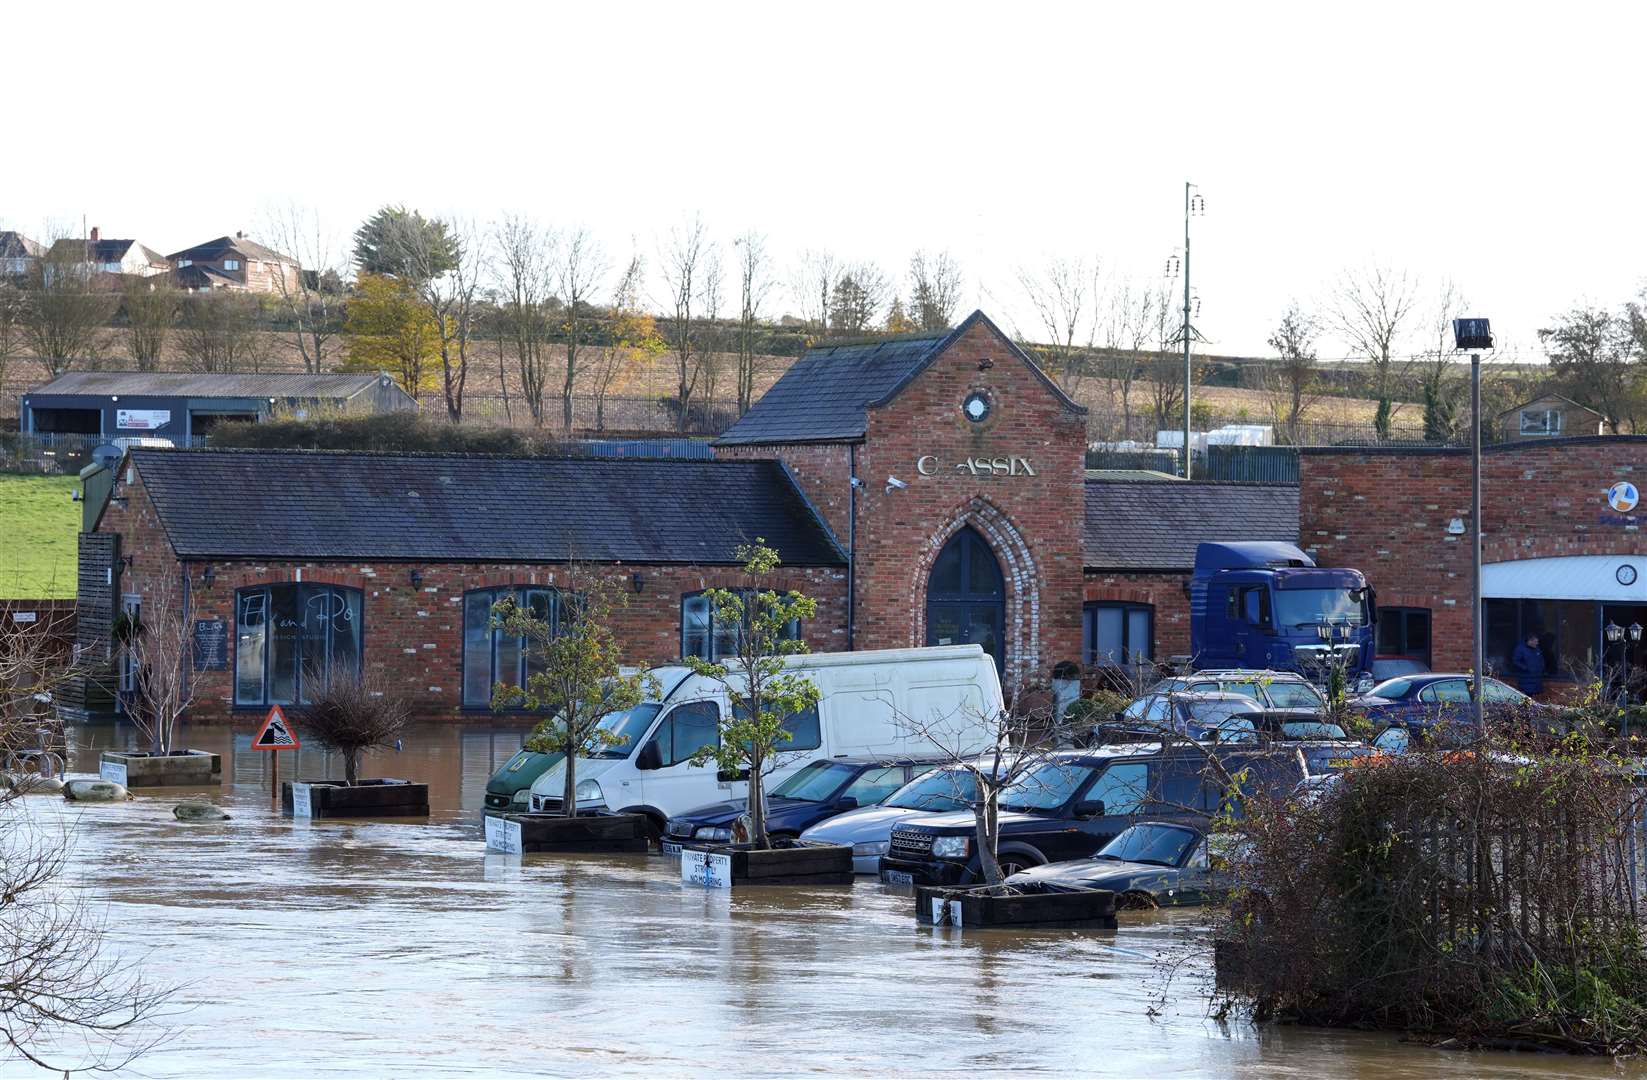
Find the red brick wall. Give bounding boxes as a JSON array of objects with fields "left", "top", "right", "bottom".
[
  {"left": 1082, "top": 571, "right": 1192, "bottom": 659},
  {"left": 96, "top": 463, "right": 847, "bottom": 721},
  {"left": 1299, "top": 439, "right": 1645, "bottom": 671},
  {"left": 849, "top": 320, "right": 1088, "bottom": 692},
  {"left": 715, "top": 442, "right": 852, "bottom": 543}
]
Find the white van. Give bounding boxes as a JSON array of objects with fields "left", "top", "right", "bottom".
[{"left": 525, "top": 645, "right": 1003, "bottom": 832}]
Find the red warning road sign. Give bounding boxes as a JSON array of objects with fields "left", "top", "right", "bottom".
[{"left": 252, "top": 705, "right": 301, "bottom": 750}]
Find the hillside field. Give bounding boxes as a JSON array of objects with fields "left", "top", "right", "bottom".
[{"left": 0, "top": 475, "right": 79, "bottom": 598}]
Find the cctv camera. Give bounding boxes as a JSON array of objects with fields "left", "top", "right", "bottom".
[{"left": 885, "top": 476, "right": 908, "bottom": 492}]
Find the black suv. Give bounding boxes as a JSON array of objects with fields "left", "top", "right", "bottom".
[{"left": 878, "top": 741, "right": 1363, "bottom": 887}]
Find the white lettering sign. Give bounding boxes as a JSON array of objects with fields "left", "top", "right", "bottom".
[
  {"left": 11, "top": 611, "right": 36, "bottom": 624},
  {"left": 930, "top": 897, "right": 963, "bottom": 927},
  {"left": 116, "top": 409, "right": 171, "bottom": 431},
  {"left": 100, "top": 760, "right": 127, "bottom": 786},
  {"left": 680, "top": 849, "right": 733, "bottom": 888},
  {"left": 915, "top": 454, "right": 1035, "bottom": 478},
  {"left": 484, "top": 815, "right": 523, "bottom": 854},
  {"left": 290, "top": 782, "right": 313, "bottom": 818}
]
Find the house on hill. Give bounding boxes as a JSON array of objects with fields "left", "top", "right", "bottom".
[
  {"left": 45, "top": 227, "right": 169, "bottom": 279},
  {"left": 0, "top": 231, "right": 44, "bottom": 277},
  {"left": 1497, "top": 394, "right": 1609, "bottom": 441},
  {"left": 166, "top": 233, "right": 300, "bottom": 295}
]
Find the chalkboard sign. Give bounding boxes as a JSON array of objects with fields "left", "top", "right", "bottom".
[{"left": 192, "top": 619, "right": 228, "bottom": 671}]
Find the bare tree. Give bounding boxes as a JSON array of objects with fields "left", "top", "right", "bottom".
[
  {"left": 1330, "top": 264, "right": 1420, "bottom": 438},
  {"left": 790, "top": 248, "right": 838, "bottom": 340},
  {"left": 1017, "top": 256, "right": 1103, "bottom": 395},
  {"left": 176, "top": 292, "right": 266, "bottom": 374},
  {"left": 558, "top": 227, "right": 606, "bottom": 433},
  {"left": 590, "top": 253, "right": 662, "bottom": 431},
  {"left": 1149, "top": 286, "right": 1197, "bottom": 436},
  {"left": 293, "top": 669, "right": 410, "bottom": 783},
  {"left": 828, "top": 262, "right": 889, "bottom": 335},
  {"left": 1539, "top": 304, "right": 1641, "bottom": 434},
  {"left": 23, "top": 241, "right": 116, "bottom": 376},
  {"left": 493, "top": 215, "right": 556, "bottom": 425},
  {"left": 1096, "top": 279, "right": 1161, "bottom": 440},
  {"left": 121, "top": 276, "right": 176, "bottom": 371},
  {"left": 1262, "top": 302, "right": 1322, "bottom": 445},
  {"left": 260, "top": 203, "right": 347, "bottom": 373},
  {"left": 660, "top": 216, "right": 709, "bottom": 432},
  {"left": 697, "top": 246, "right": 726, "bottom": 419},
  {"left": 392, "top": 215, "right": 485, "bottom": 421},
  {"left": 0, "top": 282, "right": 24, "bottom": 403},
  {"left": 121, "top": 570, "right": 196, "bottom": 755},
  {"left": 733, "top": 231, "right": 774, "bottom": 415},
  {"left": 1413, "top": 280, "right": 1469, "bottom": 442},
  {"left": 908, "top": 250, "right": 964, "bottom": 331}
]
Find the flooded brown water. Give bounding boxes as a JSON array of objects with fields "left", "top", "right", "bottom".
[{"left": 12, "top": 720, "right": 1638, "bottom": 1077}]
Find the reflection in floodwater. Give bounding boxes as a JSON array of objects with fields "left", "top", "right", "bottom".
[{"left": 9, "top": 721, "right": 1629, "bottom": 1077}]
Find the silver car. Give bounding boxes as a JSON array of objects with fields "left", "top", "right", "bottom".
[{"left": 801, "top": 763, "right": 982, "bottom": 874}]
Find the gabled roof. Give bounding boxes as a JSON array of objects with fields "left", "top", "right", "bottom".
[
  {"left": 45, "top": 238, "right": 168, "bottom": 267},
  {"left": 1494, "top": 393, "right": 1605, "bottom": 421},
  {"left": 172, "top": 264, "right": 242, "bottom": 289},
  {"left": 713, "top": 310, "right": 1083, "bottom": 446},
  {"left": 28, "top": 370, "right": 393, "bottom": 400},
  {"left": 0, "top": 232, "right": 43, "bottom": 259},
  {"left": 168, "top": 234, "right": 297, "bottom": 266},
  {"left": 124, "top": 450, "right": 846, "bottom": 566},
  {"left": 1083, "top": 480, "right": 1299, "bottom": 570}
]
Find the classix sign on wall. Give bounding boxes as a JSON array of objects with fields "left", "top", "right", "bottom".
[{"left": 116, "top": 409, "right": 171, "bottom": 430}]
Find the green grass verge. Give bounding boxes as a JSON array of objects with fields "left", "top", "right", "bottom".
[{"left": 0, "top": 475, "right": 80, "bottom": 599}]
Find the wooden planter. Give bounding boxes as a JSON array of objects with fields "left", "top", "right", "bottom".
[
  {"left": 484, "top": 813, "right": 650, "bottom": 854},
  {"left": 282, "top": 779, "right": 429, "bottom": 820},
  {"left": 680, "top": 840, "right": 854, "bottom": 888},
  {"left": 101, "top": 750, "right": 222, "bottom": 788},
  {"left": 915, "top": 884, "right": 1118, "bottom": 930}
]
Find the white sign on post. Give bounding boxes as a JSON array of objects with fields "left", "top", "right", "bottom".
[
  {"left": 930, "top": 897, "right": 963, "bottom": 928},
  {"left": 680, "top": 849, "right": 733, "bottom": 888},
  {"left": 100, "top": 760, "right": 127, "bottom": 786},
  {"left": 290, "top": 782, "right": 313, "bottom": 819},
  {"left": 484, "top": 816, "right": 523, "bottom": 854}
]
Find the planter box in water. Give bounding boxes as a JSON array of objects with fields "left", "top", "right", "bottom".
[
  {"left": 680, "top": 840, "right": 854, "bottom": 888},
  {"left": 282, "top": 779, "right": 429, "bottom": 820},
  {"left": 915, "top": 885, "right": 1118, "bottom": 930},
  {"left": 484, "top": 813, "right": 650, "bottom": 854},
  {"left": 100, "top": 750, "right": 221, "bottom": 788}
]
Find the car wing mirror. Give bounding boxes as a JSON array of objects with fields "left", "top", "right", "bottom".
[
  {"left": 636, "top": 741, "right": 662, "bottom": 771},
  {"left": 836, "top": 796, "right": 859, "bottom": 810},
  {"left": 1074, "top": 799, "right": 1106, "bottom": 818}
]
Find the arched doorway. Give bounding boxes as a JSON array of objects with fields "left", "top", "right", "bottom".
[{"left": 925, "top": 526, "right": 1005, "bottom": 675}]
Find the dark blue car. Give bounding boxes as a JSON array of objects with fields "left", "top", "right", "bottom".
[
  {"left": 1352, "top": 673, "right": 1548, "bottom": 751},
  {"left": 661, "top": 757, "right": 941, "bottom": 850}
]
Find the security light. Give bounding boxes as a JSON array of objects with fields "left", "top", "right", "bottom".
[{"left": 1453, "top": 318, "right": 1493, "bottom": 351}]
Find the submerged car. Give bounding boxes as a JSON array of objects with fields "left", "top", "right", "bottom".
[
  {"left": 800, "top": 761, "right": 988, "bottom": 873},
  {"left": 483, "top": 749, "right": 565, "bottom": 815},
  {"left": 661, "top": 757, "right": 940, "bottom": 852},
  {"left": 1005, "top": 822, "right": 1230, "bottom": 908}
]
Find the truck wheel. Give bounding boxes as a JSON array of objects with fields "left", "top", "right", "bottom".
[{"left": 1118, "top": 890, "right": 1159, "bottom": 910}]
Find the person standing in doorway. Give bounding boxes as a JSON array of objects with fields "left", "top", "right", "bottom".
[{"left": 1511, "top": 633, "right": 1546, "bottom": 697}]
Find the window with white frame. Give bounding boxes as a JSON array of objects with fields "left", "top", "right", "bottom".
[
  {"left": 1520, "top": 407, "right": 1561, "bottom": 436},
  {"left": 223, "top": 259, "right": 241, "bottom": 271}
]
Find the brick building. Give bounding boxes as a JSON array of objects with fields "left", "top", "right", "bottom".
[
  {"left": 166, "top": 233, "right": 301, "bottom": 295},
  {"left": 1300, "top": 438, "right": 1646, "bottom": 683}
]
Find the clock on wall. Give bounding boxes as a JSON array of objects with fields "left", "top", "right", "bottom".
[
  {"left": 962, "top": 391, "right": 992, "bottom": 424},
  {"left": 1619, "top": 564, "right": 1639, "bottom": 587}
]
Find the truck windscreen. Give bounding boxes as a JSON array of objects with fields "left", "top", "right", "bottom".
[{"left": 1272, "top": 589, "right": 1367, "bottom": 628}]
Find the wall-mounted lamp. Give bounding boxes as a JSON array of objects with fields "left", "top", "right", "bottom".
[
  {"left": 201, "top": 564, "right": 215, "bottom": 590},
  {"left": 408, "top": 569, "right": 423, "bottom": 589},
  {"left": 631, "top": 572, "right": 645, "bottom": 595}
]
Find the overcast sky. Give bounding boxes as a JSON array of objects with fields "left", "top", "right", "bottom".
[{"left": 6, "top": 1, "right": 1643, "bottom": 359}]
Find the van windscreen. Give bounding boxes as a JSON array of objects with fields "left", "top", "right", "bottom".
[{"left": 593, "top": 703, "right": 664, "bottom": 758}]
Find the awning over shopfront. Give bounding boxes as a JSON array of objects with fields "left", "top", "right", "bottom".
[{"left": 1483, "top": 555, "right": 1646, "bottom": 602}]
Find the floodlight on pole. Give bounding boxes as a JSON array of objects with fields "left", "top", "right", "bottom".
[{"left": 1453, "top": 316, "right": 1493, "bottom": 729}]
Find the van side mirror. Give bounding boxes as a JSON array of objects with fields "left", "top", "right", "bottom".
[
  {"left": 1075, "top": 799, "right": 1106, "bottom": 818},
  {"left": 636, "top": 741, "right": 662, "bottom": 771}
]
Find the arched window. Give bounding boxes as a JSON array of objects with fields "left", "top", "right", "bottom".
[
  {"left": 462, "top": 586, "right": 573, "bottom": 709},
  {"left": 235, "top": 584, "right": 362, "bottom": 706},
  {"left": 925, "top": 527, "right": 1005, "bottom": 675}
]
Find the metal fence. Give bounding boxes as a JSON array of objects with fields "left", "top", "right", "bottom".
[{"left": 0, "top": 432, "right": 204, "bottom": 475}]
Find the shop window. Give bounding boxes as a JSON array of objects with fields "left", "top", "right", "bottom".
[
  {"left": 1377, "top": 606, "right": 1432, "bottom": 665},
  {"left": 1083, "top": 602, "right": 1153, "bottom": 667},
  {"left": 680, "top": 590, "right": 799, "bottom": 662},
  {"left": 235, "top": 584, "right": 362, "bottom": 707},
  {"left": 1519, "top": 408, "right": 1561, "bottom": 436},
  {"left": 462, "top": 586, "right": 572, "bottom": 708},
  {"left": 1484, "top": 597, "right": 1593, "bottom": 681}
]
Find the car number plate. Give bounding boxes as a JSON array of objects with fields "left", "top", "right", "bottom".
[
  {"left": 661, "top": 841, "right": 683, "bottom": 857},
  {"left": 1326, "top": 758, "right": 1352, "bottom": 768},
  {"left": 882, "top": 870, "right": 913, "bottom": 886}
]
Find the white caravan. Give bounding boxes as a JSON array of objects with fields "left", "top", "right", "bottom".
[{"left": 526, "top": 645, "right": 1003, "bottom": 830}]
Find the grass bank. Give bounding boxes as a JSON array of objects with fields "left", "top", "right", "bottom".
[{"left": 0, "top": 474, "right": 78, "bottom": 598}]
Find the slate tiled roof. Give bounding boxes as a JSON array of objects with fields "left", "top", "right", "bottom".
[
  {"left": 0, "top": 231, "right": 43, "bottom": 259},
  {"left": 126, "top": 450, "right": 846, "bottom": 566},
  {"left": 714, "top": 310, "right": 1084, "bottom": 446},
  {"left": 1083, "top": 480, "right": 1299, "bottom": 570},
  {"left": 30, "top": 370, "right": 388, "bottom": 400},
  {"left": 167, "top": 234, "right": 297, "bottom": 266}
]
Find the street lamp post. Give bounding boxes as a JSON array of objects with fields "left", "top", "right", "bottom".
[
  {"left": 1454, "top": 317, "right": 1493, "bottom": 729},
  {"left": 1180, "top": 183, "right": 1204, "bottom": 479}
]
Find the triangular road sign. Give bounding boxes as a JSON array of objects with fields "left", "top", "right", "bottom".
[{"left": 252, "top": 705, "right": 301, "bottom": 750}]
